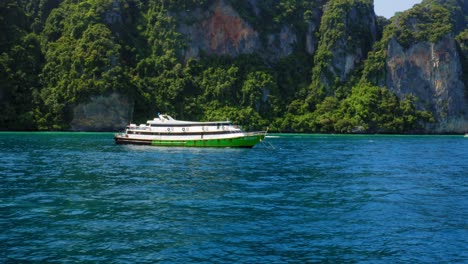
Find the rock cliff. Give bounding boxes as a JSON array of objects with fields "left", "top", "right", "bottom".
[
  {"left": 176, "top": 0, "right": 320, "bottom": 61},
  {"left": 386, "top": 35, "right": 468, "bottom": 133},
  {"left": 379, "top": 0, "right": 468, "bottom": 133},
  {"left": 318, "top": 0, "right": 377, "bottom": 87},
  {"left": 70, "top": 93, "right": 133, "bottom": 131},
  {"left": 177, "top": 0, "right": 260, "bottom": 59}
]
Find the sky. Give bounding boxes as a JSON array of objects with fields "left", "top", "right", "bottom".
[{"left": 374, "top": 0, "right": 423, "bottom": 18}]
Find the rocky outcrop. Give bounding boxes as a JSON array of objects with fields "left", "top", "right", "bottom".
[
  {"left": 315, "top": 0, "right": 377, "bottom": 89},
  {"left": 177, "top": 0, "right": 315, "bottom": 61},
  {"left": 70, "top": 93, "right": 133, "bottom": 131},
  {"left": 306, "top": 20, "right": 319, "bottom": 55},
  {"left": 386, "top": 35, "right": 468, "bottom": 133},
  {"left": 178, "top": 0, "right": 260, "bottom": 59}
]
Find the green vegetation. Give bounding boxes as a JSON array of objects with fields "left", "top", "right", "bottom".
[
  {"left": 391, "top": 3, "right": 452, "bottom": 48},
  {"left": 309, "top": 0, "right": 376, "bottom": 104},
  {"left": 423, "top": 0, "right": 468, "bottom": 34},
  {"left": 456, "top": 29, "right": 468, "bottom": 94},
  {"left": 0, "top": 0, "right": 43, "bottom": 130},
  {"left": 274, "top": 82, "right": 433, "bottom": 133},
  {"left": 1, "top": 0, "right": 462, "bottom": 133}
]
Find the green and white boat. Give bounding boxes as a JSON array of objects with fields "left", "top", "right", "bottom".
[{"left": 114, "top": 114, "right": 267, "bottom": 148}]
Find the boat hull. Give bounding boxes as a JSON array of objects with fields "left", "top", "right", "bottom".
[{"left": 114, "top": 133, "right": 265, "bottom": 148}]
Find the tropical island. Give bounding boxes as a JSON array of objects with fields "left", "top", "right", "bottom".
[{"left": 1, "top": 0, "right": 467, "bottom": 133}]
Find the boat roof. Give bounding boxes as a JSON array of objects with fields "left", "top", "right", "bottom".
[{"left": 147, "top": 114, "right": 232, "bottom": 125}]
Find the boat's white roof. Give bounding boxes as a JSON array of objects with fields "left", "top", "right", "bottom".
[{"left": 147, "top": 114, "right": 231, "bottom": 125}]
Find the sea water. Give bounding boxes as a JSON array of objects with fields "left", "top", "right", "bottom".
[{"left": 0, "top": 132, "right": 467, "bottom": 263}]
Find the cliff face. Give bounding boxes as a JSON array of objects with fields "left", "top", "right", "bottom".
[
  {"left": 386, "top": 36, "right": 468, "bottom": 132},
  {"left": 176, "top": 0, "right": 318, "bottom": 61},
  {"left": 306, "top": 0, "right": 378, "bottom": 103},
  {"left": 70, "top": 93, "right": 133, "bottom": 131},
  {"left": 178, "top": 1, "right": 260, "bottom": 58},
  {"left": 381, "top": 0, "right": 468, "bottom": 134},
  {"left": 323, "top": 0, "right": 377, "bottom": 84}
]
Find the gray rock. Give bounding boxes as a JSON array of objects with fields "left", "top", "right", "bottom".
[
  {"left": 70, "top": 93, "right": 133, "bottom": 131},
  {"left": 386, "top": 35, "right": 468, "bottom": 133}
]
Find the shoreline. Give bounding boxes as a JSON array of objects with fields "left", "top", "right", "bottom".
[{"left": 0, "top": 131, "right": 466, "bottom": 136}]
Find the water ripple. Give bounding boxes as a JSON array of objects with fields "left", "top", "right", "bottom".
[{"left": 0, "top": 133, "right": 467, "bottom": 263}]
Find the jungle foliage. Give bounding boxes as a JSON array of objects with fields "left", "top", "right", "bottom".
[{"left": 0, "top": 0, "right": 460, "bottom": 133}]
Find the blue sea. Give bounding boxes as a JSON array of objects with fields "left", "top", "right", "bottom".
[{"left": 0, "top": 132, "right": 467, "bottom": 263}]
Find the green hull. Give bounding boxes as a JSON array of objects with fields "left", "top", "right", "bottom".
[
  {"left": 151, "top": 134, "right": 265, "bottom": 148},
  {"left": 115, "top": 133, "right": 266, "bottom": 148}
]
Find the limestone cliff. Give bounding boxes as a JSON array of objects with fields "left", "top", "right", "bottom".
[
  {"left": 312, "top": 0, "right": 377, "bottom": 93},
  {"left": 176, "top": 0, "right": 321, "bottom": 61},
  {"left": 70, "top": 93, "right": 133, "bottom": 131},
  {"left": 386, "top": 35, "right": 468, "bottom": 133},
  {"left": 177, "top": 0, "right": 260, "bottom": 58},
  {"left": 378, "top": 0, "right": 468, "bottom": 133}
]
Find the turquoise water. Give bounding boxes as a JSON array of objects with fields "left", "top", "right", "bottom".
[{"left": 1, "top": 132, "right": 467, "bottom": 263}]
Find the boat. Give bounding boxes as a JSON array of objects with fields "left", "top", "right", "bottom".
[{"left": 114, "top": 114, "right": 267, "bottom": 148}]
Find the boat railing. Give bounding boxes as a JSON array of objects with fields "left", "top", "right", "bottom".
[
  {"left": 244, "top": 131, "right": 267, "bottom": 137},
  {"left": 127, "top": 125, "right": 150, "bottom": 131},
  {"left": 115, "top": 131, "right": 126, "bottom": 137}
]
